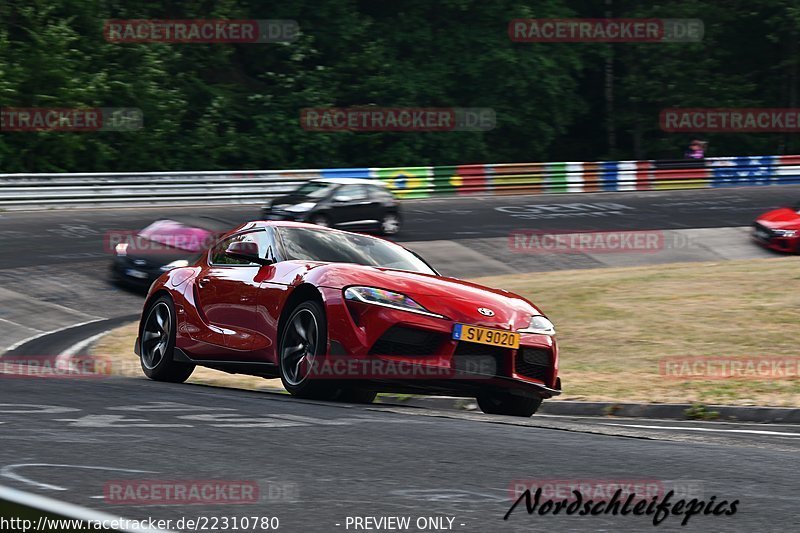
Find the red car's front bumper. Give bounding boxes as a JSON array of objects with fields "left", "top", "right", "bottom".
[
  {"left": 752, "top": 223, "right": 800, "bottom": 253},
  {"left": 318, "top": 287, "right": 561, "bottom": 399}
]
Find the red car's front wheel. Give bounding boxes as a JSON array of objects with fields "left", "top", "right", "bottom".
[
  {"left": 477, "top": 391, "right": 542, "bottom": 417},
  {"left": 278, "top": 300, "right": 339, "bottom": 400},
  {"left": 278, "top": 300, "right": 377, "bottom": 403},
  {"left": 140, "top": 296, "right": 195, "bottom": 383}
]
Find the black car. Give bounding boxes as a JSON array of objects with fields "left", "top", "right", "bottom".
[
  {"left": 110, "top": 215, "right": 234, "bottom": 290},
  {"left": 261, "top": 177, "right": 402, "bottom": 234}
]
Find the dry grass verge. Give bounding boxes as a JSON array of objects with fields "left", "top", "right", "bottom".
[{"left": 473, "top": 257, "right": 800, "bottom": 406}]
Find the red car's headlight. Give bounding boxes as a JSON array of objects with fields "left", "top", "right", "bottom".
[
  {"left": 517, "top": 315, "right": 556, "bottom": 335},
  {"left": 344, "top": 286, "right": 447, "bottom": 319}
]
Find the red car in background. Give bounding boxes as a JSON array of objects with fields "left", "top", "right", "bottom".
[
  {"left": 752, "top": 203, "right": 800, "bottom": 253},
  {"left": 135, "top": 221, "right": 561, "bottom": 417}
]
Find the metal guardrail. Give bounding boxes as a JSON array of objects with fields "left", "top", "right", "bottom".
[
  {"left": 1, "top": 155, "right": 798, "bottom": 208},
  {"left": 0, "top": 170, "right": 313, "bottom": 207}
]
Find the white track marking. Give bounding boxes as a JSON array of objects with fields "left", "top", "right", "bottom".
[
  {"left": 0, "top": 317, "right": 41, "bottom": 332},
  {"left": 55, "top": 329, "right": 112, "bottom": 371},
  {"left": 58, "top": 330, "right": 111, "bottom": 358},
  {"left": 0, "top": 287, "right": 101, "bottom": 318},
  {"left": 3, "top": 318, "right": 106, "bottom": 354},
  {"left": 0, "top": 464, "right": 156, "bottom": 491},
  {"left": 0, "top": 485, "right": 176, "bottom": 533},
  {"left": 55, "top": 415, "right": 193, "bottom": 428},
  {"left": 107, "top": 402, "right": 236, "bottom": 412},
  {"left": 0, "top": 404, "right": 79, "bottom": 414},
  {"left": 602, "top": 423, "right": 800, "bottom": 437}
]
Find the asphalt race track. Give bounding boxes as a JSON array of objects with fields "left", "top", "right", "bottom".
[
  {"left": 2, "top": 378, "right": 798, "bottom": 532},
  {"left": 1, "top": 185, "right": 799, "bottom": 532},
  {"left": 3, "top": 185, "right": 800, "bottom": 269}
]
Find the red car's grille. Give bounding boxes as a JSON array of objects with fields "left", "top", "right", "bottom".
[
  {"left": 753, "top": 222, "right": 775, "bottom": 239},
  {"left": 369, "top": 326, "right": 445, "bottom": 356},
  {"left": 452, "top": 342, "right": 507, "bottom": 377},
  {"left": 515, "top": 348, "right": 552, "bottom": 383}
]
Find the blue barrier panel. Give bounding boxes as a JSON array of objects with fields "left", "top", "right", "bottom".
[
  {"left": 600, "top": 161, "right": 619, "bottom": 191},
  {"left": 321, "top": 168, "right": 372, "bottom": 179},
  {"left": 710, "top": 156, "right": 775, "bottom": 187}
]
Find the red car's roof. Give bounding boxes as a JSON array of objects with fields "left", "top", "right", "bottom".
[
  {"left": 239, "top": 220, "right": 334, "bottom": 230},
  {"left": 235, "top": 220, "right": 394, "bottom": 242}
]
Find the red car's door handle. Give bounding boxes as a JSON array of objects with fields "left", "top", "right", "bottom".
[{"left": 197, "top": 277, "right": 211, "bottom": 288}]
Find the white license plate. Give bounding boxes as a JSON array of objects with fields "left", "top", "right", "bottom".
[{"left": 125, "top": 268, "right": 148, "bottom": 279}]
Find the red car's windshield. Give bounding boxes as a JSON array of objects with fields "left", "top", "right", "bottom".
[
  {"left": 276, "top": 226, "right": 436, "bottom": 275},
  {"left": 138, "top": 220, "right": 214, "bottom": 252}
]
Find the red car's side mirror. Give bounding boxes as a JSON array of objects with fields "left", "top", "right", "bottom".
[{"left": 224, "top": 241, "right": 274, "bottom": 265}]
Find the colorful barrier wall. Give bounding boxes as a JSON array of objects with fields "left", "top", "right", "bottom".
[
  {"left": 1, "top": 155, "right": 798, "bottom": 208},
  {"left": 315, "top": 155, "right": 800, "bottom": 199}
]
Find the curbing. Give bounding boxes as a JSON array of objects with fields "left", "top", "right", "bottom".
[
  {"left": 49, "top": 378, "right": 794, "bottom": 425},
  {"left": 375, "top": 395, "right": 800, "bottom": 424}
]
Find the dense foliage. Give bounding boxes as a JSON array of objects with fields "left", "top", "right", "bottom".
[{"left": 1, "top": 0, "right": 798, "bottom": 172}]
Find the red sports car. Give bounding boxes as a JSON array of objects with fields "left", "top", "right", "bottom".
[
  {"left": 752, "top": 203, "right": 800, "bottom": 253},
  {"left": 135, "top": 221, "right": 561, "bottom": 416}
]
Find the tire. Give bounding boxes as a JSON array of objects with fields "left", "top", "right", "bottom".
[
  {"left": 308, "top": 214, "right": 331, "bottom": 228},
  {"left": 139, "top": 295, "right": 195, "bottom": 383},
  {"left": 379, "top": 212, "right": 401, "bottom": 235},
  {"left": 476, "top": 391, "right": 542, "bottom": 417},
  {"left": 336, "top": 387, "right": 377, "bottom": 404},
  {"left": 278, "top": 300, "right": 339, "bottom": 400}
]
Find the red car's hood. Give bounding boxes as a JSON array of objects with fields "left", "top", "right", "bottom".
[
  {"left": 309, "top": 263, "right": 545, "bottom": 329},
  {"left": 756, "top": 207, "right": 800, "bottom": 230}
]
